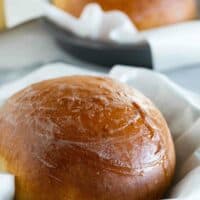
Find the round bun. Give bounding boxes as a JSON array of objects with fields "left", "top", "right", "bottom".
[
  {"left": 53, "top": 0, "right": 196, "bottom": 30},
  {"left": 0, "top": 76, "right": 175, "bottom": 200}
]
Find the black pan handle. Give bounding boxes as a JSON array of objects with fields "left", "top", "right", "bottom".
[{"left": 43, "top": 18, "right": 153, "bottom": 68}]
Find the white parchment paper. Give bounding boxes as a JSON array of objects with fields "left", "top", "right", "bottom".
[
  {"left": 45, "top": 2, "right": 200, "bottom": 71},
  {"left": 0, "top": 173, "right": 15, "bottom": 200},
  {"left": 0, "top": 63, "right": 200, "bottom": 199}
]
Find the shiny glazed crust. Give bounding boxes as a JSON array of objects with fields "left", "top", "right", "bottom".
[
  {"left": 0, "top": 76, "right": 175, "bottom": 200},
  {"left": 53, "top": 0, "right": 197, "bottom": 30}
]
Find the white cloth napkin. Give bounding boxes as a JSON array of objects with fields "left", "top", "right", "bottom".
[
  {"left": 0, "top": 62, "right": 200, "bottom": 199},
  {"left": 45, "top": 2, "right": 200, "bottom": 71}
]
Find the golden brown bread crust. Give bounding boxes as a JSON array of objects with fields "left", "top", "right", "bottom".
[
  {"left": 0, "top": 76, "right": 175, "bottom": 200},
  {"left": 53, "top": 0, "right": 197, "bottom": 30}
]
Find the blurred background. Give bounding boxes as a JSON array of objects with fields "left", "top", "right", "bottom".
[{"left": 0, "top": 0, "right": 200, "bottom": 93}]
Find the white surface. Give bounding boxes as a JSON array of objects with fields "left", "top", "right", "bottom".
[
  {"left": 0, "top": 21, "right": 65, "bottom": 69},
  {"left": 45, "top": 3, "right": 200, "bottom": 71},
  {"left": 0, "top": 20, "right": 104, "bottom": 71},
  {"left": 0, "top": 63, "right": 200, "bottom": 199},
  {"left": 142, "top": 22, "right": 200, "bottom": 71},
  {"left": 0, "top": 173, "right": 15, "bottom": 200},
  {"left": 5, "top": 0, "right": 44, "bottom": 28}
]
